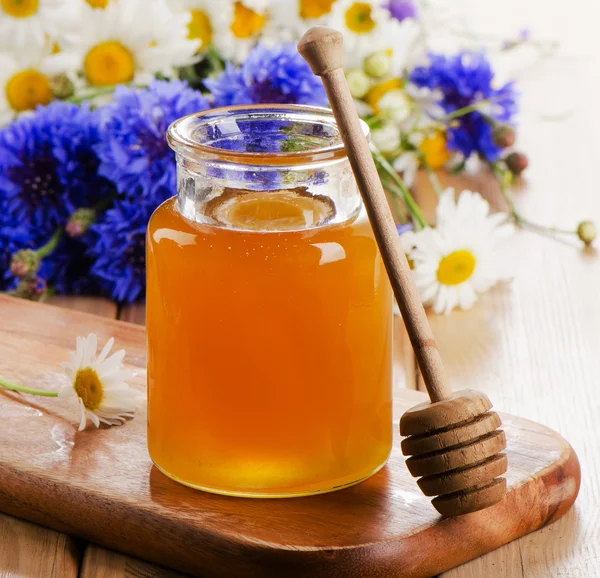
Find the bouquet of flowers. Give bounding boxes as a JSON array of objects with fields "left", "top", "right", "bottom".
[{"left": 0, "top": 0, "right": 594, "bottom": 314}]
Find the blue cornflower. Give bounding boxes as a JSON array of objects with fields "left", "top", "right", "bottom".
[
  {"left": 0, "top": 114, "right": 65, "bottom": 230},
  {"left": 51, "top": 236, "right": 106, "bottom": 296},
  {"left": 386, "top": 0, "right": 417, "bottom": 22},
  {"left": 206, "top": 43, "right": 327, "bottom": 107},
  {"left": 0, "top": 101, "right": 108, "bottom": 230},
  {"left": 49, "top": 101, "right": 114, "bottom": 208},
  {"left": 88, "top": 199, "right": 151, "bottom": 303},
  {"left": 95, "top": 79, "right": 209, "bottom": 207},
  {"left": 409, "top": 52, "right": 518, "bottom": 161}
]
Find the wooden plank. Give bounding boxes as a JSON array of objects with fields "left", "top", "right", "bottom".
[
  {"left": 46, "top": 296, "right": 117, "bottom": 319},
  {"left": 80, "top": 546, "right": 186, "bottom": 578},
  {"left": 412, "top": 57, "right": 600, "bottom": 577},
  {"left": 118, "top": 304, "right": 146, "bottom": 326},
  {"left": 0, "top": 296, "right": 579, "bottom": 578},
  {"left": 0, "top": 513, "right": 80, "bottom": 577},
  {"left": 0, "top": 296, "right": 118, "bottom": 578}
]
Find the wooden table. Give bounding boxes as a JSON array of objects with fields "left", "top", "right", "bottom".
[{"left": 2, "top": 5, "right": 599, "bottom": 577}]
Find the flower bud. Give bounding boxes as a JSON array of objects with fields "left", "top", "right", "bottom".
[
  {"left": 49, "top": 74, "right": 75, "bottom": 100},
  {"left": 577, "top": 221, "right": 596, "bottom": 245},
  {"left": 505, "top": 152, "right": 528, "bottom": 176},
  {"left": 15, "top": 277, "right": 47, "bottom": 301},
  {"left": 10, "top": 249, "right": 40, "bottom": 278},
  {"left": 66, "top": 208, "right": 96, "bottom": 238},
  {"left": 364, "top": 51, "right": 391, "bottom": 78},
  {"left": 492, "top": 125, "right": 516, "bottom": 148},
  {"left": 346, "top": 69, "right": 371, "bottom": 99}
]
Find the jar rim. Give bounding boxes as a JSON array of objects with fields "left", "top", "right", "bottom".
[{"left": 167, "top": 104, "right": 368, "bottom": 167}]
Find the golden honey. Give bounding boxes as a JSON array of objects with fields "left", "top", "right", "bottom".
[{"left": 146, "top": 106, "right": 393, "bottom": 497}]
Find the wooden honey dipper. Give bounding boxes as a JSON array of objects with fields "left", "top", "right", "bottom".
[{"left": 298, "top": 27, "right": 508, "bottom": 517}]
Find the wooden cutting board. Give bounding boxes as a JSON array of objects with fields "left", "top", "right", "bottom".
[{"left": 0, "top": 295, "right": 580, "bottom": 578}]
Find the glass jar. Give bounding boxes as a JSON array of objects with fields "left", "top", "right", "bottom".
[{"left": 147, "top": 105, "right": 393, "bottom": 497}]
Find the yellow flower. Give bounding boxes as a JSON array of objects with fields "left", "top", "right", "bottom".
[
  {"left": 418, "top": 131, "right": 451, "bottom": 169},
  {"left": 366, "top": 78, "right": 402, "bottom": 112},
  {"left": 300, "top": 0, "right": 336, "bottom": 19},
  {"left": 5, "top": 68, "right": 51, "bottom": 111},
  {"left": 326, "top": 0, "right": 409, "bottom": 70},
  {"left": 83, "top": 41, "right": 135, "bottom": 86},
  {"left": 231, "top": 1, "right": 266, "bottom": 39},
  {"left": 47, "top": 0, "right": 199, "bottom": 88},
  {"left": 0, "top": 48, "right": 60, "bottom": 124},
  {"left": 436, "top": 250, "right": 477, "bottom": 286},
  {"left": 60, "top": 334, "right": 137, "bottom": 431},
  {"left": 1, "top": 0, "right": 38, "bottom": 18},
  {"left": 0, "top": 0, "right": 73, "bottom": 51},
  {"left": 211, "top": 0, "right": 269, "bottom": 63},
  {"left": 85, "top": 0, "right": 109, "bottom": 8},
  {"left": 402, "top": 189, "right": 514, "bottom": 315},
  {"left": 344, "top": 1, "right": 375, "bottom": 33},
  {"left": 188, "top": 8, "right": 213, "bottom": 49}
]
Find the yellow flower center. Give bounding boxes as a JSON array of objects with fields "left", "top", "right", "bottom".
[
  {"left": 1, "top": 0, "right": 38, "bottom": 18},
  {"left": 231, "top": 2, "right": 266, "bottom": 39},
  {"left": 366, "top": 77, "right": 402, "bottom": 111},
  {"left": 419, "top": 131, "right": 451, "bottom": 169},
  {"left": 299, "top": 0, "right": 335, "bottom": 19},
  {"left": 84, "top": 41, "right": 135, "bottom": 86},
  {"left": 437, "top": 250, "right": 476, "bottom": 286},
  {"left": 188, "top": 9, "right": 213, "bottom": 48},
  {"left": 345, "top": 2, "right": 375, "bottom": 34},
  {"left": 73, "top": 367, "right": 104, "bottom": 411},
  {"left": 85, "top": 0, "right": 108, "bottom": 7},
  {"left": 5, "top": 69, "right": 51, "bottom": 112}
]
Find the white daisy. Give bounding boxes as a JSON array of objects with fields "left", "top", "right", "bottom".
[
  {"left": 325, "top": 0, "right": 419, "bottom": 72},
  {"left": 47, "top": 0, "right": 200, "bottom": 87},
  {"left": 211, "top": 0, "right": 270, "bottom": 63},
  {"left": 401, "top": 188, "right": 514, "bottom": 315},
  {"left": 0, "top": 45, "right": 66, "bottom": 125},
  {"left": 59, "top": 333, "right": 137, "bottom": 431},
  {"left": 0, "top": 0, "right": 74, "bottom": 51},
  {"left": 169, "top": 0, "right": 216, "bottom": 52},
  {"left": 265, "top": 0, "right": 336, "bottom": 43}
]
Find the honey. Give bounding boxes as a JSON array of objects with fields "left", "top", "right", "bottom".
[{"left": 147, "top": 105, "right": 393, "bottom": 497}]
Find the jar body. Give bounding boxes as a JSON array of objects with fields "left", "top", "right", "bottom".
[{"left": 147, "top": 106, "right": 393, "bottom": 497}]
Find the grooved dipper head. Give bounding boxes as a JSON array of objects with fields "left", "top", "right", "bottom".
[{"left": 400, "top": 390, "right": 508, "bottom": 516}]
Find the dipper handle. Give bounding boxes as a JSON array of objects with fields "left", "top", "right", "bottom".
[{"left": 298, "top": 27, "right": 452, "bottom": 403}]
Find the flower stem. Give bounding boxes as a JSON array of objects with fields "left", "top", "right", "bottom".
[
  {"left": 422, "top": 161, "right": 444, "bottom": 197},
  {"left": 0, "top": 376, "right": 58, "bottom": 397},
  {"left": 67, "top": 83, "right": 146, "bottom": 105},
  {"left": 372, "top": 146, "right": 427, "bottom": 230},
  {"left": 492, "top": 163, "right": 577, "bottom": 237},
  {"left": 410, "top": 97, "right": 501, "bottom": 138},
  {"left": 365, "top": 115, "right": 382, "bottom": 128},
  {"left": 206, "top": 45, "right": 224, "bottom": 75},
  {"left": 382, "top": 175, "right": 408, "bottom": 223},
  {"left": 436, "top": 97, "right": 499, "bottom": 123},
  {"left": 67, "top": 85, "right": 120, "bottom": 105},
  {"left": 36, "top": 228, "right": 62, "bottom": 259}
]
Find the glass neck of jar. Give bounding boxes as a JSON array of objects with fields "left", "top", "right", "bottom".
[{"left": 167, "top": 106, "right": 368, "bottom": 232}]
